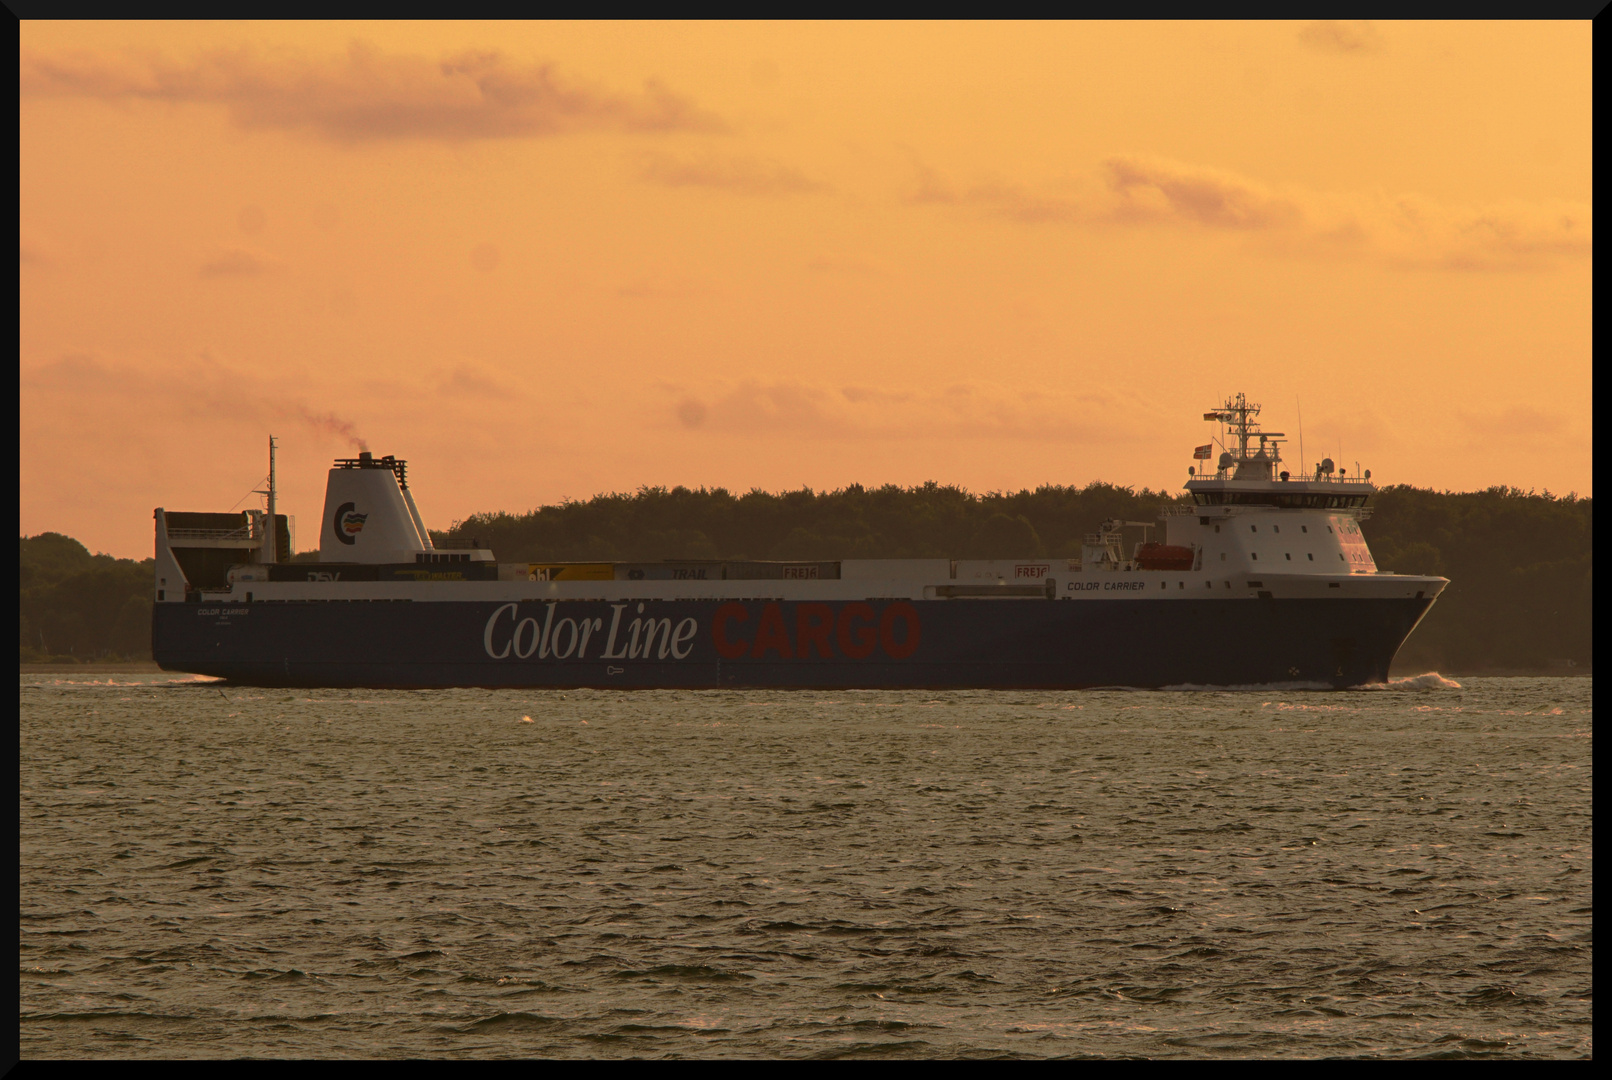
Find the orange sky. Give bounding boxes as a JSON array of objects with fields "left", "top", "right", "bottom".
[{"left": 20, "top": 21, "right": 1592, "bottom": 559}]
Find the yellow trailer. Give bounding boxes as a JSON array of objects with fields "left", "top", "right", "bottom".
[{"left": 527, "top": 563, "right": 615, "bottom": 582}]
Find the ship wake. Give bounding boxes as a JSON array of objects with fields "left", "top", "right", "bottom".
[
  {"left": 1353, "top": 672, "right": 1463, "bottom": 690},
  {"left": 1156, "top": 680, "right": 1335, "bottom": 693}
]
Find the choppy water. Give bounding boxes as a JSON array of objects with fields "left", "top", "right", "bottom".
[{"left": 20, "top": 673, "right": 1591, "bottom": 1058}]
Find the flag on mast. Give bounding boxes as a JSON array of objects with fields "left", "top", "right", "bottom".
[{"left": 1193, "top": 444, "right": 1213, "bottom": 460}]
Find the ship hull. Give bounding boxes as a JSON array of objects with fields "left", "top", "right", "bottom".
[{"left": 153, "top": 595, "right": 1435, "bottom": 690}]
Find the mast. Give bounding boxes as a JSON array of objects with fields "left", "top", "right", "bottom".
[
  {"left": 261, "top": 435, "right": 278, "bottom": 564},
  {"left": 1203, "top": 394, "right": 1284, "bottom": 478},
  {"left": 1297, "top": 397, "right": 1304, "bottom": 478}
]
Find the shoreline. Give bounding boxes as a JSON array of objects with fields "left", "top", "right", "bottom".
[{"left": 22, "top": 661, "right": 169, "bottom": 673}]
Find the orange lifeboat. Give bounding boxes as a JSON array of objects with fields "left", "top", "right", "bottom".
[{"left": 1135, "top": 542, "right": 1195, "bottom": 571}]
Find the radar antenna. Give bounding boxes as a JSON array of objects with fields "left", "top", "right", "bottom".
[{"left": 1202, "top": 393, "right": 1284, "bottom": 478}]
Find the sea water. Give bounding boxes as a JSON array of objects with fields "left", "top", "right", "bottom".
[{"left": 19, "top": 673, "right": 1592, "bottom": 1058}]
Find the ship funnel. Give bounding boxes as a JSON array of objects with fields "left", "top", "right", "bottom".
[{"left": 319, "top": 454, "right": 433, "bottom": 563}]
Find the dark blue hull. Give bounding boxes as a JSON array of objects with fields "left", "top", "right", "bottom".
[{"left": 153, "top": 596, "right": 1434, "bottom": 689}]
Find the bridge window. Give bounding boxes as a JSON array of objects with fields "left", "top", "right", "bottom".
[
  {"left": 1285, "top": 553, "right": 1291, "bottom": 560},
  {"left": 1192, "top": 492, "right": 1368, "bottom": 510},
  {"left": 1308, "top": 554, "right": 1314, "bottom": 561}
]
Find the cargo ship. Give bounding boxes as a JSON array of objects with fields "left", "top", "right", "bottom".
[{"left": 152, "top": 395, "right": 1446, "bottom": 688}]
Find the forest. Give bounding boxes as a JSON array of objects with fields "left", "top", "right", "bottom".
[
  {"left": 20, "top": 532, "right": 154, "bottom": 662},
  {"left": 21, "top": 483, "right": 1591, "bottom": 672}
]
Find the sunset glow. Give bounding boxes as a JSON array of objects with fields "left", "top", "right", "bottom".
[{"left": 20, "top": 21, "right": 1591, "bottom": 558}]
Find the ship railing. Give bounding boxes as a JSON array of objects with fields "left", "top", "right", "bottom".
[
  {"left": 1296, "top": 477, "right": 1373, "bottom": 490},
  {"left": 1158, "top": 504, "right": 1196, "bottom": 517},
  {"left": 433, "top": 537, "right": 487, "bottom": 550},
  {"left": 167, "top": 527, "right": 258, "bottom": 542}
]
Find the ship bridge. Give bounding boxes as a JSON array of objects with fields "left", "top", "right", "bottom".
[
  {"left": 1185, "top": 392, "right": 1375, "bottom": 512},
  {"left": 1041, "top": 394, "right": 1396, "bottom": 577}
]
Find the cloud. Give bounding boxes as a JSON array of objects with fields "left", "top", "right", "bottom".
[
  {"left": 22, "top": 354, "right": 371, "bottom": 450},
  {"left": 1456, "top": 405, "right": 1566, "bottom": 438},
  {"left": 435, "top": 363, "right": 517, "bottom": 399},
  {"left": 675, "top": 399, "right": 708, "bottom": 428},
  {"left": 838, "top": 385, "right": 913, "bottom": 405},
  {"left": 907, "top": 155, "right": 1591, "bottom": 271},
  {"left": 1108, "top": 155, "right": 1592, "bottom": 270},
  {"left": 18, "top": 41, "right": 722, "bottom": 143},
  {"left": 637, "top": 151, "right": 825, "bottom": 195},
  {"left": 669, "top": 380, "right": 1158, "bottom": 444},
  {"left": 1298, "top": 21, "right": 1385, "bottom": 55},
  {"left": 1446, "top": 405, "right": 1587, "bottom": 461},
  {"left": 1103, "top": 156, "right": 1299, "bottom": 230},
  {"left": 902, "top": 163, "right": 1081, "bottom": 223},
  {"left": 198, "top": 248, "right": 274, "bottom": 278}
]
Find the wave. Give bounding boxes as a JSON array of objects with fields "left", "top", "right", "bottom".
[
  {"left": 1157, "top": 681, "right": 1335, "bottom": 693},
  {"left": 1157, "top": 672, "right": 1462, "bottom": 692},
  {"left": 30, "top": 674, "right": 222, "bottom": 686},
  {"left": 463, "top": 1011, "right": 562, "bottom": 1031},
  {"left": 1354, "top": 672, "right": 1462, "bottom": 690}
]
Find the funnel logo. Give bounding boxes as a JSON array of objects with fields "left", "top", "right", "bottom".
[{"left": 333, "top": 502, "right": 367, "bottom": 545}]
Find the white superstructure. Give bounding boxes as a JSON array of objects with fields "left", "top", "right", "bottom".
[{"left": 155, "top": 395, "right": 1442, "bottom": 613}]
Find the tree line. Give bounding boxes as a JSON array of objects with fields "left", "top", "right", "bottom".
[
  {"left": 20, "top": 532, "right": 154, "bottom": 662},
  {"left": 1357, "top": 485, "right": 1591, "bottom": 673},
  {"left": 19, "top": 482, "right": 1592, "bottom": 671},
  {"left": 436, "top": 481, "right": 1592, "bottom": 673}
]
